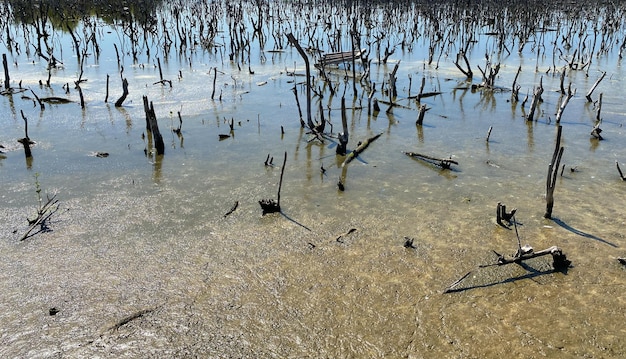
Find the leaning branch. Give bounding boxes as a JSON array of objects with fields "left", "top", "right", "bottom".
[{"left": 341, "top": 132, "right": 383, "bottom": 167}]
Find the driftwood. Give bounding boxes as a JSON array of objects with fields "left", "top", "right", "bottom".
[
  {"left": 479, "top": 246, "right": 570, "bottom": 268},
  {"left": 259, "top": 151, "right": 287, "bottom": 215},
  {"left": 403, "top": 152, "right": 458, "bottom": 169},
  {"left": 447, "top": 211, "right": 571, "bottom": 291},
  {"left": 544, "top": 125, "right": 564, "bottom": 219},
  {"left": 341, "top": 132, "right": 383, "bottom": 167},
  {"left": 444, "top": 242, "right": 571, "bottom": 293}
]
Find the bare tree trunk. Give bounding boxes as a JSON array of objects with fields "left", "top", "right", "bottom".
[
  {"left": 337, "top": 97, "right": 349, "bottom": 156},
  {"left": 3, "top": 53, "right": 9, "bottom": 90},
  {"left": 286, "top": 33, "right": 314, "bottom": 129},
  {"left": 114, "top": 78, "right": 129, "bottom": 107},
  {"left": 545, "top": 125, "right": 564, "bottom": 219}
]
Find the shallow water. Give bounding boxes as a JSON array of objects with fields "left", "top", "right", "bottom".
[{"left": 1, "top": 0, "right": 625, "bottom": 357}]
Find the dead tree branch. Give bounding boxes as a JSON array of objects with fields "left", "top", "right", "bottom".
[
  {"left": 403, "top": 152, "right": 458, "bottom": 169},
  {"left": 341, "top": 133, "right": 383, "bottom": 167}
]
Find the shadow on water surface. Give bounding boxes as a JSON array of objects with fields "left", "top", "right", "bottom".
[
  {"left": 552, "top": 217, "right": 618, "bottom": 248},
  {"left": 446, "top": 264, "right": 569, "bottom": 294}
]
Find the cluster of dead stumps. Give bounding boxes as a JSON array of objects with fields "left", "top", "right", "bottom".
[{"left": 3, "top": 1, "right": 626, "bottom": 295}]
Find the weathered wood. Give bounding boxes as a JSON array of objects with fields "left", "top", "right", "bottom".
[
  {"left": 18, "top": 110, "right": 33, "bottom": 159},
  {"left": 286, "top": 33, "right": 314, "bottom": 130},
  {"left": 454, "top": 51, "right": 473, "bottom": 79},
  {"left": 544, "top": 125, "right": 564, "bottom": 219},
  {"left": 211, "top": 67, "right": 217, "bottom": 100},
  {"left": 336, "top": 97, "right": 349, "bottom": 156},
  {"left": 479, "top": 246, "right": 570, "bottom": 268},
  {"left": 105, "top": 74, "right": 110, "bottom": 103},
  {"left": 496, "top": 202, "right": 516, "bottom": 226},
  {"left": 555, "top": 82, "right": 575, "bottom": 124},
  {"left": 444, "top": 245, "right": 571, "bottom": 293},
  {"left": 259, "top": 152, "right": 287, "bottom": 215},
  {"left": 591, "top": 121, "right": 603, "bottom": 140},
  {"left": 143, "top": 96, "right": 165, "bottom": 155},
  {"left": 341, "top": 133, "right": 383, "bottom": 167},
  {"left": 416, "top": 104, "right": 429, "bottom": 126},
  {"left": 527, "top": 77, "right": 543, "bottom": 121},
  {"left": 511, "top": 65, "right": 521, "bottom": 102},
  {"left": 2, "top": 53, "right": 9, "bottom": 90},
  {"left": 114, "top": 78, "right": 128, "bottom": 107},
  {"left": 153, "top": 57, "right": 172, "bottom": 87},
  {"left": 403, "top": 151, "right": 458, "bottom": 169},
  {"left": 596, "top": 93, "right": 603, "bottom": 121},
  {"left": 30, "top": 89, "right": 45, "bottom": 110},
  {"left": 585, "top": 71, "right": 606, "bottom": 102}
]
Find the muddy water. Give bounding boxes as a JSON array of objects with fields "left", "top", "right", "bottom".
[{"left": 1, "top": 0, "right": 626, "bottom": 357}]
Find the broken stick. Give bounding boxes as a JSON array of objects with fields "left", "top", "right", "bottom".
[
  {"left": 341, "top": 132, "right": 383, "bottom": 167},
  {"left": 403, "top": 152, "right": 458, "bottom": 169}
]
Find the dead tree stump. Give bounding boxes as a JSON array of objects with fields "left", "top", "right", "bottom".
[
  {"left": 544, "top": 125, "right": 564, "bottom": 219},
  {"left": 114, "top": 78, "right": 129, "bottom": 107},
  {"left": 527, "top": 77, "right": 544, "bottom": 121},
  {"left": 3, "top": 53, "right": 9, "bottom": 90},
  {"left": 336, "top": 97, "right": 349, "bottom": 156},
  {"left": 259, "top": 151, "right": 287, "bottom": 215},
  {"left": 143, "top": 96, "right": 165, "bottom": 155}
]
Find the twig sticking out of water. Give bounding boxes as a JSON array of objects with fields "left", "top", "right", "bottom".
[
  {"left": 259, "top": 151, "right": 287, "bottom": 215},
  {"left": 20, "top": 193, "right": 59, "bottom": 241}
]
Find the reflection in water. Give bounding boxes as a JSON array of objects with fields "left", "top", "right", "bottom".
[{"left": 6, "top": 0, "right": 163, "bottom": 28}]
